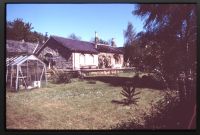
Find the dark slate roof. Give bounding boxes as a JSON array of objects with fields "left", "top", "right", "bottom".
[
  {"left": 97, "top": 45, "right": 124, "bottom": 54},
  {"left": 6, "top": 40, "right": 39, "bottom": 57},
  {"left": 118, "top": 47, "right": 125, "bottom": 53},
  {"left": 51, "top": 35, "right": 99, "bottom": 54}
]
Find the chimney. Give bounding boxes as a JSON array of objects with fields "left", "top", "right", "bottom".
[
  {"left": 111, "top": 38, "right": 116, "bottom": 47},
  {"left": 94, "top": 31, "right": 99, "bottom": 48}
]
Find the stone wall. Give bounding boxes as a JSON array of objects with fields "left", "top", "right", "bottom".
[{"left": 38, "top": 46, "right": 73, "bottom": 69}]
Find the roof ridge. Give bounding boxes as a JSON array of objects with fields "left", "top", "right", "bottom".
[{"left": 50, "top": 35, "right": 94, "bottom": 45}]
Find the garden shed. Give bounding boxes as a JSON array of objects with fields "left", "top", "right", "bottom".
[{"left": 6, "top": 54, "right": 47, "bottom": 91}]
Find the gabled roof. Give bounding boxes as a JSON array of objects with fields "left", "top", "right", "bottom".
[
  {"left": 51, "top": 35, "right": 123, "bottom": 54},
  {"left": 51, "top": 36, "right": 99, "bottom": 54},
  {"left": 6, "top": 55, "right": 45, "bottom": 66}
]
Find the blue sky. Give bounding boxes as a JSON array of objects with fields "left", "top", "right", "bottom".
[{"left": 6, "top": 4, "right": 145, "bottom": 47}]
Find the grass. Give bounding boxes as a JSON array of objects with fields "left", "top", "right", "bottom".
[{"left": 6, "top": 72, "right": 177, "bottom": 129}]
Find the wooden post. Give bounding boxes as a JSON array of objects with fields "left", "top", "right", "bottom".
[
  {"left": 15, "top": 65, "right": 19, "bottom": 91},
  {"left": 19, "top": 66, "right": 27, "bottom": 88},
  {"left": 40, "top": 66, "right": 45, "bottom": 83},
  {"left": 34, "top": 62, "right": 36, "bottom": 81},
  {"left": 36, "top": 60, "right": 38, "bottom": 81},
  {"left": 10, "top": 66, "right": 13, "bottom": 88},
  {"left": 6, "top": 66, "right": 8, "bottom": 83},
  {"left": 44, "top": 64, "right": 47, "bottom": 87},
  {"left": 72, "top": 53, "right": 75, "bottom": 70},
  {"left": 27, "top": 60, "right": 28, "bottom": 82}
]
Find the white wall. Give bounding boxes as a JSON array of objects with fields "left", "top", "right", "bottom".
[{"left": 73, "top": 52, "right": 98, "bottom": 69}]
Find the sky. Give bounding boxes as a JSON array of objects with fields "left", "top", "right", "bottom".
[{"left": 6, "top": 4, "right": 145, "bottom": 47}]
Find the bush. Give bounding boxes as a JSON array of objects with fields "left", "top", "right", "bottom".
[
  {"left": 87, "top": 80, "right": 96, "bottom": 84},
  {"left": 121, "top": 81, "right": 139, "bottom": 105},
  {"left": 112, "top": 92, "right": 189, "bottom": 129},
  {"left": 142, "top": 92, "right": 195, "bottom": 129},
  {"left": 111, "top": 120, "right": 143, "bottom": 129},
  {"left": 77, "top": 71, "right": 86, "bottom": 81},
  {"left": 52, "top": 72, "right": 72, "bottom": 84},
  {"left": 131, "top": 73, "right": 141, "bottom": 87}
]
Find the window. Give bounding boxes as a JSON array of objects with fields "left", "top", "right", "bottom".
[
  {"left": 89, "top": 54, "right": 94, "bottom": 64},
  {"left": 79, "top": 54, "right": 85, "bottom": 65},
  {"left": 108, "top": 56, "right": 111, "bottom": 67},
  {"left": 114, "top": 54, "right": 120, "bottom": 64}
]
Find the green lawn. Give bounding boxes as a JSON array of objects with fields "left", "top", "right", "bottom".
[{"left": 6, "top": 73, "right": 177, "bottom": 129}]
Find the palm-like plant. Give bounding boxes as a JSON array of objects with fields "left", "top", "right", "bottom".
[{"left": 121, "top": 82, "right": 138, "bottom": 105}]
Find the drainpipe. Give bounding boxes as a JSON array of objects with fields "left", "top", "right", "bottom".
[{"left": 74, "top": 53, "right": 75, "bottom": 70}]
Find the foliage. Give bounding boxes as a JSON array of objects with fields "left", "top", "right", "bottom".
[
  {"left": 131, "top": 4, "right": 196, "bottom": 96},
  {"left": 77, "top": 71, "right": 86, "bottom": 81},
  {"left": 43, "top": 53, "right": 56, "bottom": 67},
  {"left": 123, "top": 22, "right": 137, "bottom": 46},
  {"left": 133, "top": 4, "right": 196, "bottom": 75},
  {"left": 91, "top": 37, "right": 109, "bottom": 44},
  {"left": 121, "top": 82, "right": 138, "bottom": 105},
  {"left": 87, "top": 80, "right": 96, "bottom": 84},
  {"left": 142, "top": 92, "right": 179, "bottom": 129},
  {"left": 103, "top": 56, "right": 109, "bottom": 68},
  {"left": 99, "top": 39, "right": 109, "bottom": 44},
  {"left": 112, "top": 91, "right": 195, "bottom": 129},
  {"left": 52, "top": 72, "right": 72, "bottom": 84},
  {"left": 68, "top": 33, "right": 82, "bottom": 40},
  {"left": 123, "top": 22, "right": 140, "bottom": 65},
  {"left": 7, "top": 18, "right": 33, "bottom": 41},
  {"left": 98, "top": 55, "right": 110, "bottom": 68},
  {"left": 143, "top": 92, "right": 195, "bottom": 129},
  {"left": 98, "top": 57, "right": 104, "bottom": 68},
  {"left": 112, "top": 119, "right": 143, "bottom": 129},
  {"left": 6, "top": 18, "right": 47, "bottom": 44}
]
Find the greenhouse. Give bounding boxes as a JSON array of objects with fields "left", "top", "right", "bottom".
[{"left": 6, "top": 55, "right": 47, "bottom": 91}]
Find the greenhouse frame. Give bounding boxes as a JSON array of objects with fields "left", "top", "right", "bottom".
[{"left": 6, "top": 55, "right": 47, "bottom": 91}]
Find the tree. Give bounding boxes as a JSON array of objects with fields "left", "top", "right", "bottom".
[
  {"left": 7, "top": 18, "right": 33, "bottom": 41},
  {"left": 68, "top": 33, "right": 81, "bottom": 40},
  {"left": 124, "top": 22, "right": 137, "bottom": 46},
  {"left": 6, "top": 18, "right": 47, "bottom": 44},
  {"left": 27, "top": 31, "right": 46, "bottom": 44},
  {"left": 133, "top": 4, "right": 197, "bottom": 95},
  {"left": 99, "top": 39, "right": 109, "bottom": 44},
  {"left": 45, "top": 32, "right": 49, "bottom": 42},
  {"left": 123, "top": 22, "right": 143, "bottom": 66},
  {"left": 90, "top": 37, "right": 109, "bottom": 44}
]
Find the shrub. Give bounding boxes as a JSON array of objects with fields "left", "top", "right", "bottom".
[
  {"left": 111, "top": 120, "right": 143, "bottom": 129},
  {"left": 77, "top": 71, "right": 86, "bottom": 81},
  {"left": 142, "top": 92, "right": 195, "bottom": 129},
  {"left": 121, "top": 82, "right": 139, "bottom": 105},
  {"left": 87, "top": 80, "right": 96, "bottom": 84},
  {"left": 52, "top": 72, "right": 72, "bottom": 84},
  {"left": 112, "top": 92, "right": 183, "bottom": 129},
  {"left": 132, "top": 73, "right": 141, "bottom": 87}
]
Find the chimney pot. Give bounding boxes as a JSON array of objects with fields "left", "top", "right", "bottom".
[
  {"left": 111, "top": 38, "right": 116, "bottom": 47},
  {"left": 94, "top": 31, "right": 99, "bottom": 48}
]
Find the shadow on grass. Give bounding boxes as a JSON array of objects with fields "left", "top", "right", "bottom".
[
  {"left": 111, "top": 97, "right": 140, "bottom": 106},
  {"left": 111, "top": 97, "right": 196, "bottom": 129},
  {"left": 85, "top": 75, "right": 165, "bottom": 90}
]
